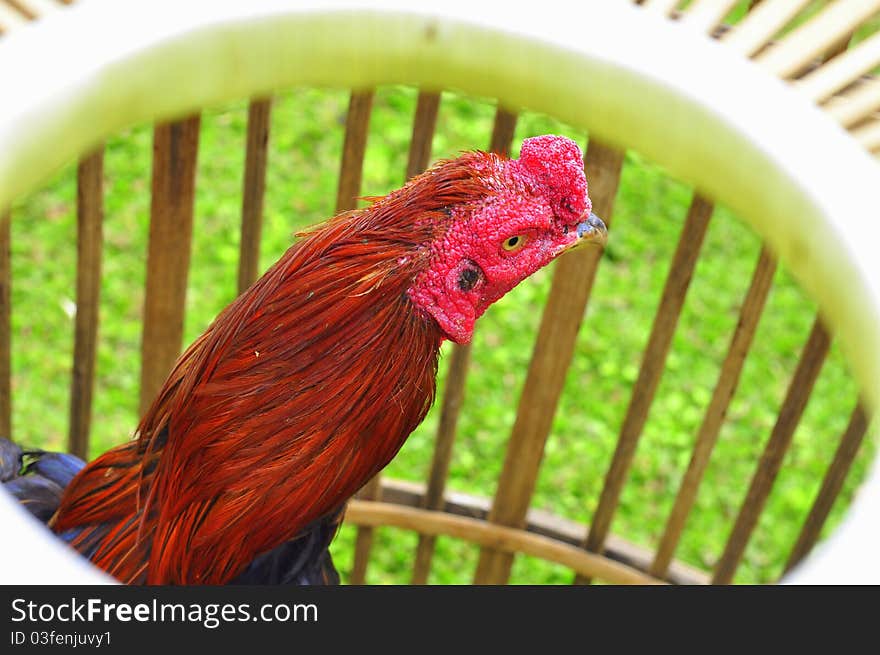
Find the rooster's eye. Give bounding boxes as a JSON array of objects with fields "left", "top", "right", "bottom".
[{"left": 502, "top": 235, "right": 527, "bottom": 252}]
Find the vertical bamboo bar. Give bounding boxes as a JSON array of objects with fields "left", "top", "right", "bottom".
[
  {"left": 349, "top": 475, "right": 382, "bottom": 585},
  {"left": 7, "top": 0, "right": 60, "bottom": 20},
  {"left": 722, "top": 0, "right": 814, "bottom": 57},
  {"left": 68, "top": 149, "right": 104, "bottom": 459},
  {"left": 139, "top": 115, "right": 200, "bottom": 415},
  {"left": 650, "top": 246, "right": 777, "bottom": 578},
  {"left": 0, "top": 1, "right": 34, "bottom": 21},
  {"left": 2, "top": 0, "right": 33, "bottom": 20},
  {"left": 712, "top": 315, "right": 831, "bottom": 584},
  {"left": 237, "top": 98, "right": 272, "bottom": 294},
  {"left": 338, "top": 89, "right": 377, "bottom": 584},
  {"left": 640, "top": 0, "right": 682, "bottom": 17},
  {"left": 0, "top": 210, "right": 10, "bottom": 439},
  {"left": 487, "top": 107, "right": 518, "bottom": 159},
  {"left": 578, "top": 194, "right": 713, "bottom": 583},
  {"left": 0, "top": 4, "right": 28, "bottom": 34},
  {"left": 795, "top": 31, "right": 880, "bottom": 103},
  {"left": 752, "top": 0, "right": 880, "bottom": 78},
  {"left": 824, "top": 78, "right": 880, "bottom": 128},
  {"left": 410, "top": 343, "right": 471, "bottom": 584},
  {"left": 473, "top": 139, "right": 625, "bottom": 585},
  {"left": 408, "top": 92, "right": 451, "bottom": 585},
  {"left": 854, "top": 119, "right": 880, "bottom": 151},
  {"left": 784, "top": 403, "right": 869, "bottom": 575},
  {"left": 4, "top": 1, "right": 33, "bottom": 20},
  {"left": 335, "top": 90, "right": 374, "bottom": 213},
  {"left": 405, "top": 91, "right": 441, "bottom": 181},
  {"left": 680, "top": 0, "right": 739, "bottom": 34},
  {"left": 411, "top": 105, "right": 516, "bottom": 585}
]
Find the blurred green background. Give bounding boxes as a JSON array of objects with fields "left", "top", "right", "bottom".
[{"left": 9, "top": 84, "right": 873, "bottom": 584}]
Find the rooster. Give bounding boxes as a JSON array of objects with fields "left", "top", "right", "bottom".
[{"left": 1, "top": 135, "right": 606, "bottom": 584}]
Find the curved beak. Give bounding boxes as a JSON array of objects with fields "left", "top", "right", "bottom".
[{"left": 574, "top": 212, "right": 608, "bottom": 248}]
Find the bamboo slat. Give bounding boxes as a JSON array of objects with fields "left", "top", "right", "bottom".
[
  {"left": 0, "top": 2, "right": 28, "bottom": 32},
  {"left": 411, "top": 106, "right": 516, "bottom": 585},
  {"left": 139, "top": 116, "right": 200, "bottom": 415},
  {"left": 796, "top": 31, "right": 880, "bottom": 102},
  {"left": 473, "top": 140, "right": 625, "bottom": 585},
  {"left": 237, "top": 98, "right": 271, "bottom": 294},
  {"left": 67, "top": 149, "right": 103, "bottom": 460},
  {"left": 349, "top": 474, "right": 382, "bottom": 585},
  {"left": 487, "top": 107, "right": 518, "bottom": 156},
  {"left": 335, "top": 90, "right": 374, "bottom": 212},
  {"left": 712, "top": 316, "right": 831, "bottom": 584},
  {"left": 411, "top": 342, "right": 472, "bottom": 584},
  {"left": 753, "top": 0, "right": 880, "bottom": 79},
  {"left": 2, "top": 0, "right": 33, "bottom": 19},
  {"left": 0, "top": 211, "right": 9, "bottom": 439},
  {"left": 640, "top": 0, "right": 682, "bottom": 16},
  {"left": 405, "top": 91, "right": 441, "bottom": 181},
  {"left": 784, "top": 403, "right": 869, "bottom": 574},
  {"left": 6, "top": 0, "right": 59, "bottom": 19},
  {"left": 650, "top": 246, "right": 777, "bottom": 578},
  {"left": 853, "top": 118, "right": 880, "bottom": 151},
  {"left": 680, "top": 0, "right": 739, "bottom": 34},
  {"left": 579, "top": 195, "right": 713, "bottom": 581},
  {"left": 339, "top": 89, "right": 377, "bottom": 584},
  {"left": 349, "top": 500, "right": 665, "bottom": 585},
  {"left": 824, "top": 77, "right": 880, "bottom": 127},
  {"left": 722, "top": 0, "right": 816, "bottom": 57}
]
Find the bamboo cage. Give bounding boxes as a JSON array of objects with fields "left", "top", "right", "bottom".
[{"left": 0, "top": 0, "right": 878, "bottom": 585}]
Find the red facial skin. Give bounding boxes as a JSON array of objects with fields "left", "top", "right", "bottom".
[{"left": 408, "top": 135, "right": 592, "bottom": 343}]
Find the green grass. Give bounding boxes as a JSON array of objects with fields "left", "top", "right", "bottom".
[{"left": 8, "top": 85, "right": 875, "bottom": 585}]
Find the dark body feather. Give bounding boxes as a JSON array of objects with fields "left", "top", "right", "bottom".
[
  {"left": 1, "top": 439, "right": 85, "bottom": 523},
  {"left": 2, "top": 436, "right": 340, "bottom": 585}
]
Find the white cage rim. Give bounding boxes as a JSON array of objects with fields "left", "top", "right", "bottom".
[{"left": 0, "top": 0, "right": 877, "bottom": 584}]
